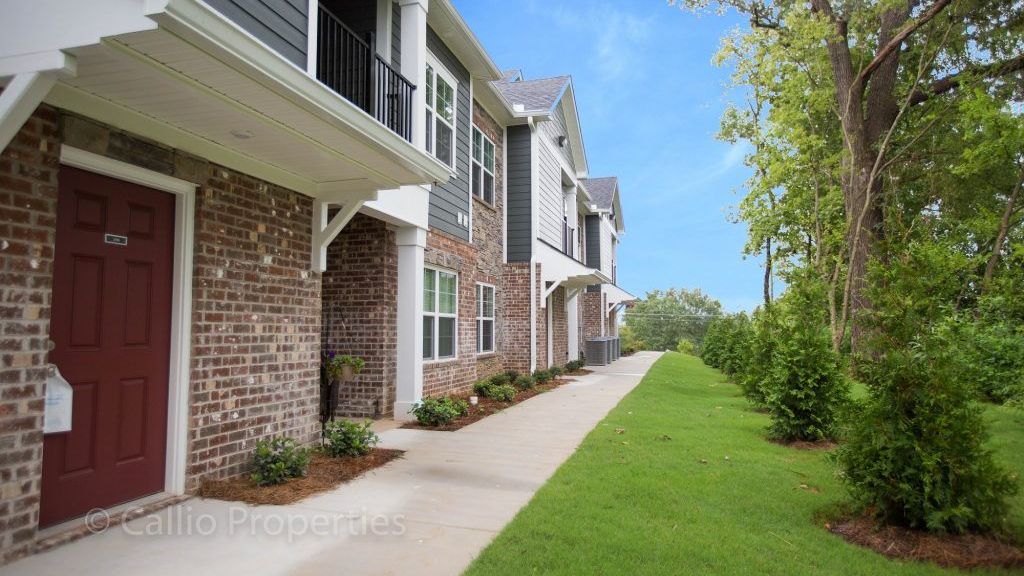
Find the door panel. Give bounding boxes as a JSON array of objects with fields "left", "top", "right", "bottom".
[{"left": 41, "top": 166, "right": 176, "bottom": 528}]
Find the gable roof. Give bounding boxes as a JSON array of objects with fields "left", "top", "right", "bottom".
[
  {"left": 581, "top": 177, "right": 617, "bottom": 210},
  {"left": 581, "top": 176, "right": 625, "bottom": 233},
  {"left": 491, "top": 74, "right": 571, "bottom": 114}
]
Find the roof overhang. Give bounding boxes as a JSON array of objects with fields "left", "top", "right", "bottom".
[
  {"left": 559, "top": 82, "right": 588, "bottom": 177},
  {"left": 428, "top": 0, "right": 502, "bottom": 82},
  {"left": 18, "top": 0, "right": 453, "bottom": 198},
  {"left": 537, "top": 242, "right": 610, "bottom": 302},
  {"left": 603, "top": 283, "right": 636, "bottom": 306}
]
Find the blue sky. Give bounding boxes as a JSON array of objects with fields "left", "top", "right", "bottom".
[{"left": 453, "top": 0, "right": 764, "bottom": 312}]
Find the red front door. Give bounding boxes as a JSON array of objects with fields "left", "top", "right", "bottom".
[{"left": 41, "top": 166, "right": 175, "bottom": 527}]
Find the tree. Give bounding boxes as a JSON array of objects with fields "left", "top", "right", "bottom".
[
  {"left": 623, "top": 288, "right": 723, "bottom": 351},
  {"left": 677, "top": 0, "right": 1024, "bottom": 356}
]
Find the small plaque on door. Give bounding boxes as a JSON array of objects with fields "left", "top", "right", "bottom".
[{"left": 104, "top": 233, "right": 128, "bottom": 246}]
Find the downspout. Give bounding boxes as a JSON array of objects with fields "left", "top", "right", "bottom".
[{"left": 528, "top": 116, "right": 539, "bottom": 372}]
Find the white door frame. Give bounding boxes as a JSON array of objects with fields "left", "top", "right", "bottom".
[{"left": 58, "top": 145, "right": 195, "bottom": 496}]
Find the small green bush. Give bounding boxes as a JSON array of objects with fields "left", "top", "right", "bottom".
[
  {"left": 489, "top": 383, "right": 516, "bottom": 402},
  {"left": 410, "top": 396, "right": 469, "bottom": 427},
  {"left": 533, "top": 369, "right": 552, "bottom": 384},
  {"left": 323, "top": 419, "right": 378, "bottom": 457},
  {"left": 251, "top": 437, "right": 310, "bottom": 486},
  {"left": 503, "top": 370, "right": 520, "bottom": 382},
  {"left": 675, "top": 339, "right": 696, "bottom": 356},
  {"left": 513, "top": 374, "right": 534, "bottom": 390},
  {"left": 739, "top": 307, "right": 777, "bottom": 407},
  {"left": 489, "top": 372, "right": 512, "bottom": 386},
  {"left": 700, "top": 314, "right": 752, "bottom": 375},
  {"left": 549, "top": 365, "right": 564, "bottom": 378},
  {"left": 565, "top": 359, "right": 584, "bottom": 372}
]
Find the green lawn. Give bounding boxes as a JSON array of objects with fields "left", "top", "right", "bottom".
[{"left": 465, "top": 352, "right": 1024, "bottom": 576}]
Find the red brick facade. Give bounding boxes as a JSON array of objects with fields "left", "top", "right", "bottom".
[
  {"left": 321, "top": 214, "right": 397, "bottom": 417},
  {"left": 0, "top": 105, "right": 58, "bottom": 563},
  {"left": 549, "top": 286, "right": 568, "bottom": 367},
  {"left": 500, "top": 262, "right": 532, "bottom": 373},
  {"left": 0, "top": 107, "right": 323, "bottom": 560}
]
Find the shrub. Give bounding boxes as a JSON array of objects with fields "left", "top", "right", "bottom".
[
  {"left": 533, "top": 369, "right": 552, "bottom": 384},
  {"left": 513, "top": 374, "right": 535, "bottom": 390},
  {"left": 250, "top": 437, "right": 310, "bottom": 486},
  {"left": 834, "top": 323, "right": 1018, "bottom": 533},
  {"left": 739, "top": 307, "right": 778, "bottom": 407},
  {"left": 955, "top": 317, "right": 1024, "bottom": 404},
  {"left": 489, "top": 372, "right": 512, "bottom": 387},
  {"left": 762, "top": 316, "right": 847, "bottom": 441},
  {"left": 549, "top": 365, "right": 564, "bottom": 378},
  {"left": 323, "top": 419, "right": 378, "bottom": 457},
  {"left": 473, "top": 380, "right": 517, "bottom": 401},
  {"left": 503, "top": 370, "right": 520, "bottom": 382},
  {"left": 565, "top": 359, "right": 584, "bottom": 372},
  {"left": 410, "top": 396, "right": 469, "bottom": 427},
  {"left": 675, "top": 339, "right": 696, "bottom": 356}
]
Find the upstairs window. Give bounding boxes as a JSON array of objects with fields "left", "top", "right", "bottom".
[
  {"left": 472, "top": 127, "right": 495, "bottom": 204},
  {"left": 425, "top": 58, "right": 456, "bottom": 168},
  {"left": 423, "top": 267, "right": 457, "bottom": 360},
  {"left": 476, "top": 284, "right": 495, "bottom": 354}
]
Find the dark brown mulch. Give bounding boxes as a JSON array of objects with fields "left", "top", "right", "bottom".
[
  {"left": 769, "top": 437, "right": 837, "bottom": 451},
  {"left": 197, "top": 449, "right": 403, "bottom": 506},
  {"left": 827, "top": 515, "right": 1024, "bottom": 570},
  {"left": 566, "top": 368, "right": 593, "bottom": 376},
  {"left": 401, "top": 378, "right": 568, "bottom": 431}
]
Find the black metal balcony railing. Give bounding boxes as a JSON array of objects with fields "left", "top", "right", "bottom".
[{"left": 317, "top": 5, "right": 415, "bottom": 142}]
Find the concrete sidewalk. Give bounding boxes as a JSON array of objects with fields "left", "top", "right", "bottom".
[{"left": 5, "top": 352, "right": 661, "bottom": 576}]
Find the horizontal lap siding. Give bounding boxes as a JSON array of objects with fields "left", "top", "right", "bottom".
[
  {"left": 206, "top": 0, "right": 308, "bottom": 68},
  {"left": 536, "top": 139, "right": 562, "bottom": 248},
  {"left": 391, "top": 2, "right": 402, "bottom": 69},
  {"left": 426, "top": 26, "right": 471, "bottom": 241},
  {"left": 506, "top": 125, "right": 532, "bottom": 262}
]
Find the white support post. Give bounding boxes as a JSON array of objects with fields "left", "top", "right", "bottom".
[
  {"left": 0, "top": 51, "right": 76, "bottom": 153},
  {"left": 394, "top": 225, "right": 426, "bottom": 419},
  {"left": 567, "top": 289, "right": 580, "bottom": 361},
  {"left": 399, "top": 0, "right": 428, "bottom": 152},
  {"left": 311, "top": 191, "right": 376, "bottom": 272}
]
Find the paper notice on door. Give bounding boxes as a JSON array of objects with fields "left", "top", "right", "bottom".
[{"left": 44, "top": 367, "right": 73, "bottom": 434}]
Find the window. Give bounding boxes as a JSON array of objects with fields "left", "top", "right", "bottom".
[
  {"left": 423, "top": 268, "right": 457, "bottom": 360},
  {"left": 476, "top": 284, "right": 495, "bottom": 354},
  {"left": 425, "top": 58, "right": 456, "bottom": 168},
  {"left": 472, "top": 127, "right": 495, "bottom": 204}
]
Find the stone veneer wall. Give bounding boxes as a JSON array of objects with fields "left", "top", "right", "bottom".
[
  {"left": 0, "top": 106, "right": 322, "bottom": 562},
  {"left": 321, "top": 214, "right": 397, "bottom": 417}
]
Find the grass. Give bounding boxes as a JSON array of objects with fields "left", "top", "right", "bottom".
[{"left": 465, "top": 352, "right": 1024, "bottom": 576}]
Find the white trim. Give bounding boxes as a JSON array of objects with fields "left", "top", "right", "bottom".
[
  {"left": 423, "top": 266, "right": 458, "bottom": 362},
  {"left": 58, "top": 145, "right": 195, "bottom": 497},
  {"left": 305, "top": 0, "right": 319, "bottom": 76},
  {"left": 375, "top": 0, "right": 393, "bottom": 60},
  {"left": 425, "top": 50, "right": 458, "bottom": 170},
  {"left": 475, "top": 282, "right": 496, "bottom": 354}
]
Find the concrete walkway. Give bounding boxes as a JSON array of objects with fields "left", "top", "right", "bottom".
[{"left": 6, "top": 352, "right": 661, "bottom": 576}]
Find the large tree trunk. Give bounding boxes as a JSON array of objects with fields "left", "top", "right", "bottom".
[{"left": 982, "top": 165, "right": 1023, "bottom": 290}]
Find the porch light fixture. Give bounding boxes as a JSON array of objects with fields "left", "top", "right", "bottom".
[{"left": 557, "top": 135, "right": 567, "bottom": 148}]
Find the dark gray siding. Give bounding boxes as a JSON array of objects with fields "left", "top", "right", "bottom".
[
  {"left": 391, "top": 2, "right": 402, "bottom": 69},
  {"left": 585, "top": 215, "right": 601, "bottom": 268},
  {"left": 426, "top": 26, "right": 471, "bottom": 241},
  {"left": 206, "top": 0, "right": 308, "bottom": 68},
  {"left": 507, "top": 125, "right": 533, "bottom": 262}
]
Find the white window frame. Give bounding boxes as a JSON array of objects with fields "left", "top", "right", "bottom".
[
  {"left": 425, "top": 53, "right": 458, "bottom": 169},
  {"left": 423, "top": 266, "right": 458, "bottom": 361},
  {"left": 476, "top": 283, "right": 496, "bottom": 354},
  {"left": 472, "top": 126, "right": 496, "bottom": 205}
]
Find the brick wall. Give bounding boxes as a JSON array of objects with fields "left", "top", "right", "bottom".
[
  {"left": 582, "top": 290, "right": 603, "bottom": 340},
  {"left": 501, "top": 263, "right": 532, "bottom": 373},
  {"left": 535, "top": 263, "right": 547, "bottom": 370},
  {"left": 471, "top": 102, "right": 505, "bottom": 381},
  {"left": 321, "top": 214, "right": 396, "bottom": 417},
  {"left": 550, "top": 286, "right": 568, "bottom": 367},
  {"left": 0, "top": 105, "right": 59, "bottom": 564}
]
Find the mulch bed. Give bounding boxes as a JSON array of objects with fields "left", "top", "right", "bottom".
[
  {"left": 402, "top": 378, "right": 570, "bottom": 432},
  {"left": 827, "top": 515, "right": 1024, "bottom": 570},
  {"left": 197, "top": 448, "right": 403, "bottom": 506},
  {"left": 769, "top": 438, "right": 837, "bottom": 451}
]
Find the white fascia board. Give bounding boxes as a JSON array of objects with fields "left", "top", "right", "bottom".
[
  {"left": 603, "top": 283, "right": 637, "bottom": 305},
  {"left": 428, "top": 0, "right": 502, "bottom": 81},
  {"left": 151, "top": 0, "right": 452, "bottom": 184},
  {"left": 558, "top": 83, "right": 589, "bottom": 178}
]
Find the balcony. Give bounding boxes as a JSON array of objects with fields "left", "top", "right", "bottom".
[{"left": 316, "top": 4, "right": 415, "bottom": 142}]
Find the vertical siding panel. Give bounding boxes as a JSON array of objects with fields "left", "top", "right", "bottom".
[{"left": 506, "top": 125, "right": 533, "bottom": 262}]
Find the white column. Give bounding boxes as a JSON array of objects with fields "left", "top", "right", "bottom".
[
  {"left": 399, "top": 0, "right": 428, "bottom": 152},
  {"left": 567, "top": 291, "right": 579, "bottom": 361},
  {"left": 394, "top": 225, "right": 426, "bottom": 419}
]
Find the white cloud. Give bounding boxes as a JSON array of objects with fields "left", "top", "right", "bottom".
[{"left": 536, "top": 2, "right": 655, "bottom": 83}]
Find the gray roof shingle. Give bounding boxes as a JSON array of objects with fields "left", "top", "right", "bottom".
[
  {"left": 581, "top": 177, "right": 618, "bottom": 210},
  {"left": 491, "top": 74, "right": 570, "bottom": 113}
]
